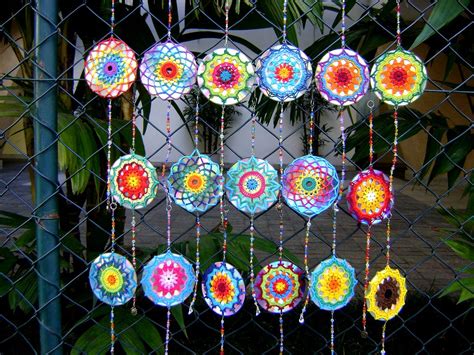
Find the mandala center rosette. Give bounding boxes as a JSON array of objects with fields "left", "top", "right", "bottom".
[
  {"left": 370, "top": 48, "right": 427, "bottom": 106},
  {"left": 256, "top": 44, "right": 313, "bottom": 102},
  {"left": 140, "top": 41, "right": 197, "bottom": 100},
  {"left": 347, "top": 168, "right": 393, "bottom": 225},
  {"left": 315, "top": 48, "right": 369, "bottom": 106},
  {"left": 202, "top": 262, "right": 245, "bottom": 316},
  {"left": 89, "top": 252, "right": 137, "bottom": 306},
  {"left": 254, "top": 261, "right": 304, "bottom": 313},
  {"left": 366, "top": 266, "right": 407, "bottom": 321},
  {"left": 282, "top": 155, "right": 340, "bottom": 218},
  {"left": 226, "top": 156, "right": 280, "bottom": 214},
  {"left": 110, "top": 154, "right": 158, "bottom": 209},
  {"left": 310, "top": 257, "right": 357, "bottom": 311},
  {"left": 197, "top": 48, "right": 255, "bottom": 105},
  {"left": 168, "top": 150, "right": 222, "bottom": 213},
  {"left": 141, "top": 251, "right": 195, "bottom": 307},
  {"left": 85, "top": 37, "right": 137, "bottom": 98}
]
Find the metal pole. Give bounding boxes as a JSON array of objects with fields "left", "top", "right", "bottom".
[{"left": 34, "top": 0, "right": 62, "bottom": 353}]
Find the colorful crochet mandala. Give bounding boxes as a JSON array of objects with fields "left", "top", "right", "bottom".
[
  {"left": 370, "top": 48, "right": 427, "bottom": 106},
  {"left": 309, "top": 256, "right": 357, "bottom": 311},
  {"left": 202, "top": 261, "right": 246, "bottom": 316},
  {"left": 85, "top": 37, "right": 137, "bottom": 98},
  {"left": 89, "top": 252, "right": 137, "bottom": 306},
  {"left": 256, "top": 44, "right": 313, "bottom": 102},
  {"left": 315, "top": 48, "right": 369, "bottom": 106},
  {"left": 346, "top": 168, "right": 393, "bottom": 225},
  {"left": 140, "top": 41, "right": 197, "bottom": 100},
  {"left": 167, "top": 150, "right": 222, "bottom": 213},
  {"left": 282, "top": 155, "right": 340, "bottom": 218},
  {"left": 197, "top": 48, "right": 255, "bottom": 105},
  {"left": 254, "top": 260, "right": 305, "bottom": 313},
  {"left": 109, "top": 154, "right": 159, "bottom": 209},
  {"left": 225, "top": 156, "right": 280, "bottom": 214},
  {"left": 366, "top": 265, "right": 407, "bottom": 321},
  {"left": 141, "top": 251, "right": 195, "bottom": 307}
]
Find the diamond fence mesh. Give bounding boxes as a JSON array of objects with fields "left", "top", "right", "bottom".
[{"left": 0, "top": 0, "right": 473, "bottom": 354}]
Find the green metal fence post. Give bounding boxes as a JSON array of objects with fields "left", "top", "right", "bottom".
[{"left": 34, "top": 0, "right": 62, "bottom": 353}]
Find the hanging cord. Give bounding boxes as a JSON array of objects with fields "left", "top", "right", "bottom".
[
  {"left": 189, "top": 98, "right": 201, "bottom": 314},
  {"left": 277, "top": 103, "right": 284, "bottom": 263},
  {"left": 218, "top": 104, "right": 228, "bottom": 354},
  {"left": 340, "top": 0, "right": 346, "bottom": 48},
  {"left": 162, "top": 195, "right": 173, "bottom": 355},
  {"left": 110, "top": 0, "right": 115, "bottom": 35},
  {"left": 224, "top": 0, "right": 230, "bottom": 48},
  {"left": 379, "top": 108, "right": 399, "bottom": 353},
  {"left": 276, "top": 102, "right": 285, "bottom": 354},
  {"left": 161, "top": 102, "right": 172, "bottom": 178},
  {"left": 167, "top": 0, "right": 172, "bottom": 40},
  {"left": 299, "top": 90, "right": 315, "bottom": 324},
  {"left": 361, "top": 101, "right": 375, "bottom": 336},
  {"left": 282, "top": 0, "right": 288, "bottom": 43},
  {"left": 106, "top": 99, "right": 113, "bottom": 209},
  {"left": 109, "top": 201, "right": 117, "bottom": 352},
  {"left": 396, "top": 0, "right": 401, "bottom": 47}
]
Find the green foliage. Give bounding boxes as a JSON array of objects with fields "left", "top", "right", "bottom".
[{"left": 438, "top": 208, "right": 474, "bottom": 304}]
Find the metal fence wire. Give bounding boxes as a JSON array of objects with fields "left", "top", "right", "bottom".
[{"left": 0, "top": 0, "right": 473, "bottom": 354}]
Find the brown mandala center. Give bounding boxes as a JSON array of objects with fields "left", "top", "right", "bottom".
[{"left": 375, "top": 277, "right": 400, "bottom": 311}]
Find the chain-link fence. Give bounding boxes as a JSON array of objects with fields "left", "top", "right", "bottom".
[{"left": 1, "top": 0, "right": 472, "bottom": 354}]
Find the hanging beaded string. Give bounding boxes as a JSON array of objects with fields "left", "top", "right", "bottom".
[
  {"left": 340, "top": 0, "right": 346, "bottom": 48},
  {"left": 129, "top": 86, "right": 139, "bottom": 315},
  {"left": 282, "top": 0, "right": 288, "bottom": 44},
  {"left": 218, "top": 3, "right": 230, "bottom": 353},
  {"left": 361, "top": 100, "right": 374, "bottom": 336},
  {"left": 167, "top": 0, "right": 172, "bottom": 40},
  {"left": 107, "top": 1, "right": 117, "bottom": 352},
  {"left": 249, "top": 106, "right": 261, "bottom": 315},
  {"left": 298, "top": 88, "right": 315, "bottom": 324},
  {"left": 380, "top": 3, "right": 401, "bottom": 350},
  {"left": 277, "top": 102, "right": 285, "bottom": 355},
  {"left": 189, "top": 98, "right": 201, "bottom": 314}
]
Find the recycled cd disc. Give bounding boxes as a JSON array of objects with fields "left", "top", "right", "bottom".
[
  {"left": 109, "top": 154, "right": 159, "bottom": 209},
  {"left": 202, "top": 261, "right": 246, "bottom": 316},
  {"left": 89, "top": 252, "right": 137, "bottom": 306},
  {"left": 85, "top": 37, "right": 137, "bottom": 98},
  {"left": 225, "top": 156, "right": 280, "bottom": 214},
  {"left": 254, "top": 260, "right": 305, "bottom": 313},
  {"left": 141, "top": 251, "right": 195, "bottom": 307}
]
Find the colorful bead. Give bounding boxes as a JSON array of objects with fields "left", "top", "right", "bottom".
[
  {"left": 225, "top": 156, "right": 280, "bottom": 214},
  {"left": 370, "top": 48, "right": 427, "bottom": 106},
  {"left": 167, "top": 150, "right": 222, "bottom": 213},
  {"left": 282, "top": 155, "right": 340, "bottom": 218},
  {"left": 202, "top": 261, "right": 246, "bottom": 316},
  {"left": 315, "top": 48, "right": 369, "bottom": 106},
  {"left": 85, "top": 37, "right": 137, "bottom": 98},
  {"left": 141, "top": 250, "right": 195, "bottom": 307},
  {"left": 140, "top": 41, "right": 197, "bottom": 100},
  {"left": 197, "top": 48, "right": 255, "bottom": 105},
  {"left": 109, "top": 154, "right": 159, "bottom": 209},
  {"left": 256, "top": 44, "right": 312, "bottom": 102},
  {"left": 89, "top": 253, "right": 137, "bottom": 306}
]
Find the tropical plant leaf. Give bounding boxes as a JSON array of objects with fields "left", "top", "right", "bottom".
[
  {"left": 410, "top": 0, "right": 470, "bottom": 49},
  {"left": 445, "top": 239, "right": 474, "bottom": 261}
]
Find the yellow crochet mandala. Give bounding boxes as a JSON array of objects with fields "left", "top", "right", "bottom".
[{"left": 366, "top": 266, "right": 407, "bottom": 321}]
